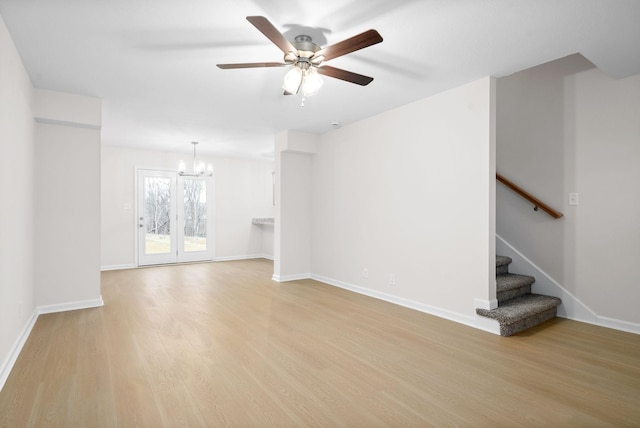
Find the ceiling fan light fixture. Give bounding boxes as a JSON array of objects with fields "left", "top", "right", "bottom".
[
  {"left": 301, "top": 67, "right": 323, "bottom": 96},
  {"left": 283, "top": 63, "right": 323, "bottom": 96},
  {"left": 282, "top": 66, "right": 303, "bottom": 94}
]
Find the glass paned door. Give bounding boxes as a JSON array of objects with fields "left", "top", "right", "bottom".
[
  {"left": 138, "top": 169, "right": 214, "bottom": 266},
  {"left": 138, "top": 170, "right": 177, "bottom": 265},
  {"left": 177, "top": 177, "right": 214, "bottom": 262}
]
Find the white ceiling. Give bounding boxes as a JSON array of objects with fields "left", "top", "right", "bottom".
[{"left": 1, "top": 0, "right": 639, "bottom": 159}]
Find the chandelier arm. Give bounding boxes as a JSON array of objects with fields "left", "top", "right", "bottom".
[{"left": 178, "top": 141, "right": 213, "bottom": 177}]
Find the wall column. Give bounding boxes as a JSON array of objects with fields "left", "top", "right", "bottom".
[{"left": 273, "top": 131, "right": 318, "bottom": 282}]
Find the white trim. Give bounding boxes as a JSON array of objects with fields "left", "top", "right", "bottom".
[
  {"left": 474, "top": 316, "right": 501, "bottom": 335},
  {"left": 597, "top": 316, "right": 640, "bottom": 335},
  {"left": 135, "top": 167, "right": 217, "bottom": 267},
  {"left": 101, "top": 264, "right": 136, "bottom": 271},
  {"left": 497, "top": 234, "right": 640, "bottom": 335},
  {"left": 34, "top": 117, "right": 101, "bottom": 130},
  {"left": 0, "top": 309, "right": 39, "bottom": 392},
  {"left": 474, "top": 298, "right": 498, "bottom": 310},
  {"left": 497, "top": 234, "right": 597, "bottom": 322},
  {"left": 136, "top": 169, "right": 178, "bottom": 266},
  {"left": 37, "top": 296, "right": 104, "bottom": 315},
  {"left": 111, "top": 255, "right": 273, "bottom": 268},
  {"left": 273, "top": 273, "right": 311, "bottom": 282},
  {"left": 216, "top": 254, "right": 271, "bottom": 262},
  {"left": 1, "top": 297, "right": 105, "bottom": 392},
  {"left": 310, "top": 274, "right": 501, "bottom": 335}
]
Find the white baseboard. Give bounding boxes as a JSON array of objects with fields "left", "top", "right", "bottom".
[
  {"left": 101, "top": 264, "right": 136, "bottom": 271},
  {"left": 497, "top": 234, "right": 640, "bottom": 335},
  {"left": 474, "top": 298, "right": 498, "bottom": 310},
  {"left": 310, "top": 274, "right": 500, "bottom": 335},
  {"left": 37, "top": 296, "right": 104, "bottom": 315},
  {"left": 0, "top": 296, "right": 105, "bottom": 392},
  {"left": 0, "top": 308, "right": 39, "bottom": 392},
  {"left": 103, "top": 256, "right": 275, "bottom": 269},
  {"left": 596, "top": 315, "right": 640, "bottom": 335},
  {"left": 272, "top": 273, "right": 311, "bottom": 282},
  {"left": 474, "top": 316, "right": 501, "bottom": 335},
  {"left": 216, "top": 254, "right": 272, "bottom": 262}
]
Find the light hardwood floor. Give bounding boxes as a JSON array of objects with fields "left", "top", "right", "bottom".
[{"left": 1, "top": 259, "right": 639, "bottom": 427}]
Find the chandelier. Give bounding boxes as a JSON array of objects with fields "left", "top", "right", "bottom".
[{"left": 178, "top": 141, "right": 213, "bottom": 177}]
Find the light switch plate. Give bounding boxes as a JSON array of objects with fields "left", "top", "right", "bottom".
[{"left": 569, "top": 193, "right": 579, "bottom": 206}]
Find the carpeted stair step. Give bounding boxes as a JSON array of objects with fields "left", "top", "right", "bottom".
[
  {"left": 497, "top": 273, "right": 534, "bottom": 303},
  {"left": 476, "top": 294, "right": 562, "bottom": 336},
  {"left": 496, "top": 255, "right": 512, "bottom": 275}
]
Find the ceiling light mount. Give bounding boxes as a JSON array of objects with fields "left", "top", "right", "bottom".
[
  {"left": 291, "top": 34, "right": 320, "bottom": 59},
  {"left": 178, "top": 141, "right": 213, "bottom": 177}
]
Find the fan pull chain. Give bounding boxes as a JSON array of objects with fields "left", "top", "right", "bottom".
[{"left": 301, "top": 97, "right": 306, "bottom": 107}]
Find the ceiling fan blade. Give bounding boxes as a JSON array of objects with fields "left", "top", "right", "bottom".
[
  {"left": 313, "top": 29, "right": 382, "bottom": 62},
  {"left": 317, "top": 65, "right": 374, "bottom": 86},
  {"left": 246, "top": 16, "right": 297, "bottom": 55},
  {"left": 217, "top": 62, "right": 287, "bottom": 69}
]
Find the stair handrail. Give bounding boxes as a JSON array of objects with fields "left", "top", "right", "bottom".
[{"left": 496, "top": 173, "right": 564, "bottom": 219}]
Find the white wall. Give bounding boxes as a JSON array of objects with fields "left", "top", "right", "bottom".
[
  {"left": 260, "top": 223, "right": 274, "bottom": 260},
  {"left": 1, "top": 17, "right": 102, "bottom": 389},
  {"left": 0, "top": 14, "right": 36, "bottom": 388},
  {"left": 496, "top": 54, "right": 640, "bottom": 328},
  {"left": 101, "top": 146, "right": 274, "bottom": 268},
  {"left": 309, "top": 77, "right": 496, "bottom": 325},
  {"left": 273, "top": 131, "right": 317, "bottom": 281},
  {"left": 35, "top": 120, "right": 102, "bottom": 309}
]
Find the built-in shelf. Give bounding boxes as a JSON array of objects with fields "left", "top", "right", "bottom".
[{"left": 252, "top": 217, "right": 274, "bottom": 225}]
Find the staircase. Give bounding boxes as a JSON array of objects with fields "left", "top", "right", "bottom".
[{"left": 476, "top": 256, "right": 561, "bottom": 336}]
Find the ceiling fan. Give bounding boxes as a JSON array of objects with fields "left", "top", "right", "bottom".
[{"left": 216, "top": 16, "right": 383, "bottom": 96}]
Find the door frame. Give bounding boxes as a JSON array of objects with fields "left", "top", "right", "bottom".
[{"left": 135, "top": 167, "right": 215, "bottom": 266}]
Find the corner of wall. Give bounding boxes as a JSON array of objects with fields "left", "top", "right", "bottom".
[{"left": 273, "top": 131, "right": 315, "bottom": 280}]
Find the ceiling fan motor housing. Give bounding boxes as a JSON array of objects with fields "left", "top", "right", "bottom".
[{"left": 286, "top": 35, "right": 321, "bottom": 66}]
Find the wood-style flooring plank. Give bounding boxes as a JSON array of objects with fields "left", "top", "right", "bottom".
[{"left": 1, "top": 258, "right": 640, "bottom": 427}]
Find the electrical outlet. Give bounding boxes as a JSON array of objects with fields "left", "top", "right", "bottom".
[
  {"left": 389, "top": 273, "right": 396, "bottom": 286},
  {"left": 362, "top": 268, "right": 369, "bottom": 279}
]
